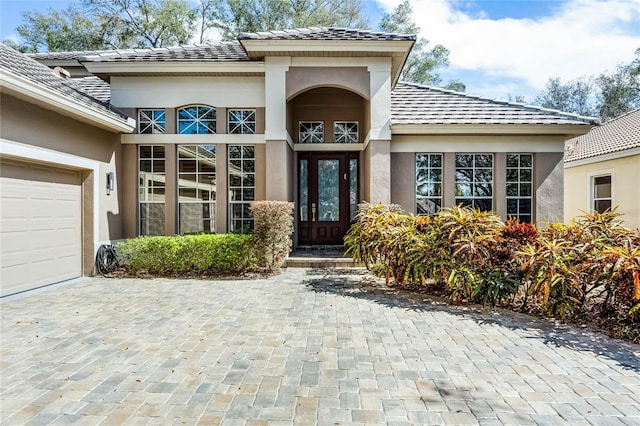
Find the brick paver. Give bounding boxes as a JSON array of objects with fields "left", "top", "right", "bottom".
[{"left": 1, "top": 268, "right": 639, "bottom": 425}]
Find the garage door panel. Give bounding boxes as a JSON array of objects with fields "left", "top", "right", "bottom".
[{"left": 1, "top": 159, "right": 82, "bottom": 297}]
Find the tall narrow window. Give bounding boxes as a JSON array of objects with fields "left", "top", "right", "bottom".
[
  {"left": 334, "top": 122, "right": 358, "bottom": 143},
  {"left": 228, "top": 110, "right": 256, "bottom": 134},
  {"left": 138, "top": 109, "right": 166, "bottom": 134},
  {"left": 593, "top": 175, "right": 612, "bottom": 213},
  {"left": 416, "top": 154, "right": 443, "bottom": 215},
  {"left": 139, "top": 145, "right": 165, "bottom": 235},
  {"left": 506, "top": 153, "right": 533, "bottom": 223},
  {"left": 178, "top": 105, "right": 216, "bottom": 134},
  {"left": 455, "top": 154, "right": 493, "bottom": 211},
  {"left": 178, "top": 145, "right": 216, "bottom": 234},
  {"left": 228, "top": 145, "right": 255, "bottom": 232},
  {"left": 299, "top": 122, "right": 324, "bottom": 143}
]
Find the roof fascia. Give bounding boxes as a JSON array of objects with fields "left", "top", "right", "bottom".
[
  {"left": 0, "top": 70, "right": 135, "bottom": 133},
  {"left": 82, "top": 61, "right": 265, "bottom": 75},
  {"left": 564, "top": 147, "right": 640, "bottom": 168},
  {"left": 391, "top": 123, "right": 594, "bottom": 136},
  {"left": 240, "top": 39, "right": 414, "bottom": 55}
]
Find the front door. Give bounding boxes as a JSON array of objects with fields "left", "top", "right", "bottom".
[{"left": 298, "top": 152, "right": 358, "bottom": 245}]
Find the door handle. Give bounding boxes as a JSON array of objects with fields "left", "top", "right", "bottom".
[{"left": 312, "top": 203, "right": 316, "bottom": 222}]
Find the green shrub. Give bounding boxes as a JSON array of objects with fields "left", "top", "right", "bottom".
[
  {"left": 115, "top": 234, "right": 255, "bottom": 275},
  {"left": 250, "top": 200, "right": 294, "bottom": 270}
]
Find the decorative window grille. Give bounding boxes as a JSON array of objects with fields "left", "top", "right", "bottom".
[
  {"left": 138, "top": 109, "right": 166, "bottom": 134},
  {"left": 334, "top": 122, "right": 358, "bottom": 143},
  {"left": 177, "top": 105, "right": 216, "bottom": 134},
  {"left": 299, "top": 121, "right": 324, "bottom": 143},
  {"left": 228, "top": 109, "right": 256, "bottom": 135}
]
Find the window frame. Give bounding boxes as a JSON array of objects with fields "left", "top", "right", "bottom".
[
  {"left": 299, "top": 121, "right": 324, "bottom": 143},
  {"left": 591, "top": 173, "right": 613, "bottom": 214},
  {"left": 228, "top": 145, "right": 256, "bottom": 233},
  {"left": 228, "top": 109, "right": 256, "bottom": 135},
  {"left": 415, "top": 153, "right": 443, "bottom": 215},
  {"left": 138, "top": 145, "right": 166, "bottom": 236},
  {"left": 177, "top": 145, "right": 217, "bottom": 235},
  {"left": 177, "top": 105, "right": 216, "bottom": 135},
  {"left": 138, "top": 109, "right": 166, "bottom": 134},
  {"left": 506, "top": 153, "right": 534, "bottom": 223},
  {"left": 334, "top": 121, "right": 359, "bottom": 143},
  {"left": 454, "top": 153, "right": 494, "bottom": 211}
]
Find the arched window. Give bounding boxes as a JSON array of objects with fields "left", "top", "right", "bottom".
[{"left": 177, "top": 105, "right": 216, "bottom": 134}]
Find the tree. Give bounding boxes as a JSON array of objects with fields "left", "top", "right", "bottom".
[
  {"left": 83, "top": 0, "right": 197, "bottom": 48},
  {"left": 534, "top": 77, "right": 596, "bottom": 117},
  {"left": 534, "top": 50, "right": 640, "bottom": 120},
  {"left": 15, "top": 6, "right": 113, "bottom": 52},
  {"left": 210, "top": 0, "right": 368, "bottom": 41},
  {"left": 379, "top": 0, "right": 464, "bottom": 91},
  {"left": 596, "top": 48, "right": 640, "bottom": 121}
]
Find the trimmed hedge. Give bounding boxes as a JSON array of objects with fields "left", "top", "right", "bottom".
[
  {"left": 250, "top": 200, "right": 294, "bottom": 270},
  {"left": 115, "top": 233, "right": 256, "bottom": 275}
]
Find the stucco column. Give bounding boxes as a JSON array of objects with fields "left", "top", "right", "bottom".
[
  {"left": 494, "top": 152, "right": 507, "bottom": 220},
  {"left": 536, "top": 152, "right": 564, "bottom": 225},
  {"left": 365, "top": 59, "right": 392, "bottom": 204},
  {"left": 164, "top": 144, "right": 176, "bottom": 235},
  {"left": 264, "top": 57, "right": 292, "bottom": 201}
]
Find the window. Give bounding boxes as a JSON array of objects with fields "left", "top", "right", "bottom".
[
  {"left": 593, "top": 175, "right": 612, "bottom": 213},
  {"left": 506, "top": 154, "right": 533, "bottom": 223},
  {"left": 228, "top": 145, "right": 255, "bottom": 232},
  {"left": 455, "top": 154, "right": 493, "bottom": 211},
  {"left": 138, "top": 109, "right": 166, "bottom": 134},
  {"left": 334, "top": 122, "right": 358, "bottom": 143},
  {"left": 228, "top": 110, "right": 256, "bottom": 134},
  {"left": 178, "top": 105, "right": 216, "bottom": 134},
  {"left": 416, "top": 154, "right": 443, "bottom": 215},
  {"left": 139, "top": 145, "right": 165, "bottom": 235},
  {"left": 178, "top": 145, "right": 216, "bottom": 234},
  {"left": 299, "top": 122, "right": 323, "bottom": 143}
]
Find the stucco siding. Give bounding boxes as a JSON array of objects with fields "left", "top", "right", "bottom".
[
  {"left": 111, "top": 76, "right": 266, "bottom": 109},
  {"left": 0, "top": 94, "right": 122, "bottom": 243},
  {"left": 535, "top": 152, "right": 564, "bottom": 225},
  {"left": 565, "top": 154, "right": 640, "bottom": 229},
  {"left": 390, "top": 152, "right": 414, "bottom": 211}
]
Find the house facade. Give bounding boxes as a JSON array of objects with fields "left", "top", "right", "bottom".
[
  {"left": 1, "top": 28, "right": 597, "bottom": 295},
  {"left": 564, "top": 109, "right": 640, "bottom": 230}
]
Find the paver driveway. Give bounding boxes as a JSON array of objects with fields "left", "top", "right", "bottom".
[{"left": 1, "top": 268, "right": 639, "bottom": 425}]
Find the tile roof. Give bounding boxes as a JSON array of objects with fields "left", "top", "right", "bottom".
[
  {"left": 565, "top": 109, "right": 640, "bottom": 162},
  {"left": 238, "top": 27, "right": 416, "bottom": 41},
  {"left": 27, "top": 49, "right": 112, "bottom": 60},
  {"left": 391, "top": 82, "right": 598, "bottom": 126},
  {"left": 0, "top": 43, "right": 129, "bottom": 123},
  {"left": 71, "top": 76, "right": 111, "bottom": 103},
  {"left": 77, "top": 42, "right": 249, "bottom": 62}
]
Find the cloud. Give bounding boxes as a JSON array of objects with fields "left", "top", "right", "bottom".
[{"left": 375, "top": 0, "right": 640, "bottom": 95}]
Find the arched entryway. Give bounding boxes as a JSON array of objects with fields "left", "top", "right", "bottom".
[{"left": 287, "top": 87, "right": 367, "bottom": 246}]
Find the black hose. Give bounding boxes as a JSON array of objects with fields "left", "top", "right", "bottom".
[{"left": 95, "top": 244, "right": 119, "bottom": 275}]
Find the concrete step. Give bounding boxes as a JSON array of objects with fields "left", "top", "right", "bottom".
[
  {"left": 284, "top": 257, "right": 364, "bottom": 268},
  {"left": 284, "top": 247, "right": 365, "bottom": 268}
]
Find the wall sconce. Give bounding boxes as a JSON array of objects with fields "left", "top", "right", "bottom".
[{"left": 106, "top": 172, "right": 115, "bottom": 195}]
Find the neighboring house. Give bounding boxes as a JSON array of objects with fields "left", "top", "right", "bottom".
[
  {"left": 564, "top": 109, "right": 640, "bottom": 230},
  {"left": 1, "top": 27, "right": 597, "bottom": 296}
]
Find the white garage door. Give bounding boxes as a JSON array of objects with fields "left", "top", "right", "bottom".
[{"left": 1, "top": 159, "right": 82, "bottom": 297}]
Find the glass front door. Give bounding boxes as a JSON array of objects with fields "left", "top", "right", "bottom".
[{"left": 298, "top": 152, "right": 358, "bottom": 245}]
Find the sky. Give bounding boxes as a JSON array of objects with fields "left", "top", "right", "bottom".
[{"left": 1, "top": 0, "right": 639, "bottom": 103}]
